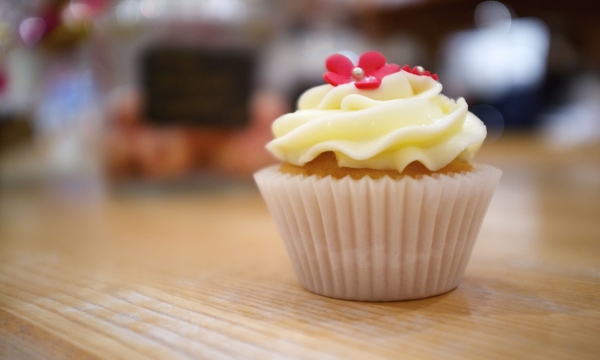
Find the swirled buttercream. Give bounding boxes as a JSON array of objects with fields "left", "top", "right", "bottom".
[{"left": 266, "top": 70, "right": 487, "bottom": 172}]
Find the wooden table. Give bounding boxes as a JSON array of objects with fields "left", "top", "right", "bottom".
[{"left": 1, "top": 134, "right": 599, "bottom": 359}]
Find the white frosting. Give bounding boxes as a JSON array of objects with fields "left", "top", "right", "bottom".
[{"left": 266, "top": 70, "right": 486, "bottom": 172}]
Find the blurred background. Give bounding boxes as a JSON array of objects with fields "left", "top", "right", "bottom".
[{"left": 1, "top": 0, "right": 599, "bottom": 190}]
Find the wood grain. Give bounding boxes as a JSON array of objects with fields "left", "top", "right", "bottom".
[{"left": 1, "top": 134, "right": 599, "bottom": 359}]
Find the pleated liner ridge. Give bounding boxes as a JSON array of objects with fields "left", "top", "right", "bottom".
[{"left": 254, "top": 164, "right": 502, "bottom": 301}]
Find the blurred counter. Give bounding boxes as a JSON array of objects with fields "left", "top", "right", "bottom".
[{"left": 1, "top": 133, "right": 599, "bottom": 359}]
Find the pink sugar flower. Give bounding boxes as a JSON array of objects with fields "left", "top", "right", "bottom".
[
  {"left": 323, "top": 51, "right": 400, "bottom": 90},
  {"left": 323, "top": 51, "right": 439, "bottom": 89}
]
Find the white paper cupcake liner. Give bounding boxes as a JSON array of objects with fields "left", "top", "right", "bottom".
[{"left": 254, "top": 164, "right": 502, "bottom": 301}]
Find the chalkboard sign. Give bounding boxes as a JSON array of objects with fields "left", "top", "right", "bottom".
[{"left": 141, "top": 47, "right": 255, "bottom": 128}]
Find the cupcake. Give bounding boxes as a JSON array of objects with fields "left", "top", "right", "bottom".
[{"left": 254, "top": 51, "right": 501, "bottom": 301}]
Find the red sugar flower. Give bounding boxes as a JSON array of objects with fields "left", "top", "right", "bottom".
[
  {"left": 323, "top": 51, "right": 401, "bottom": 90},
  {"left": 401, "top": 65, "right": 439, "bottom": 81}
]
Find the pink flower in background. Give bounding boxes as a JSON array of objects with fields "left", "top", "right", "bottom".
[{"left": 323, "top": 51, "right": 400, "bottom": 90}]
